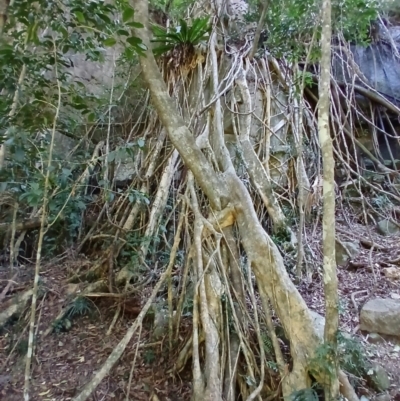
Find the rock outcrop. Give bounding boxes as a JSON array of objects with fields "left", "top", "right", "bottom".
[
  {"left": 360, "top": 298, "right": 400, "bottom": 336},
  {"left": 335, "top": 240, "right": 360, "bottom": 265},
  {"left": 377, "top": 219, "right": 400, "bottom": 236}
]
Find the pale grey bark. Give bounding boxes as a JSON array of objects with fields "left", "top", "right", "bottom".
[
  {"left": 235, "top": 66, "right": 290, "bottom": 235},
  {"left": 318, "top": 0, "right": 340, "bottom": 399},
  {"left": 222, "top": 227, "right": 243, "bottom": 401},
  {"left": 189, "top": 171, "right": 223, "bottom": 401}
]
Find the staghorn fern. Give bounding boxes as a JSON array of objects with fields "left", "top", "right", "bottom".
[{"left": 151, "top": 17, "right": 210, "bottom": 56}]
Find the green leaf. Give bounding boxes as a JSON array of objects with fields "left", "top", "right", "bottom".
[
  {"left": 137, "top": 138, "right": 145, "bottom": 148},
  {"left": 103, "top": 37, "right": 117, "bottom": 47},
  {"left": 14, "top": 148, "right": 25, "bottom": 162},
  {"left": 152, "top": 25, "right": 167, "bottom": 36},
  {"left": 123, "top": 47, "right": 135, "bottom": 60},
  {"left": 62, "top": 168, "right": 72, "bottom": 177},
  {"left": 107, "top": 150, "right": 116, "bottom": 162},
  {"left": 74, "top": 11, "right": 85, "bottom": 23},
  {"left": 122, "top": 7, "right": 135, "bottom": 23},
  {"left": 151, "top": 17, "right": 210, "bottom": 51},
  {"left": 4, "top": 137, "right": 14, "bottom": 145},
  {"left": 107, "top": 191, "right": 115, "bottom": 202},
  {"left": 152, "top": 33, "right": 182, "bottom": 43},
  {"left": 126, "top": 21, "right": 144, "bottom": 28},
  {"left": 77, "top": 201, "right": 86, "bottom": 210},
  {"left": 188, "top": 17, "right": 210, "bottom": 43},
  {"left": 0, "top": 45, "right": 13, "bottom": 57},
  {"left": 72, "top": 103, "right": 88, "bottom": 110},
  {"left": 27, "top": 22, "right": 39, "bottom": 43},
  {"left": 97, "top": 13, "right": 111, "bottom": 24},
  {"left": 152, "top": 44, "right": 173, "bottom": 56},
  {"left": 127, "top": 36, "right": 142, "bottom": 46},
  {"left": 178, "top": 19, "right": 188, "bottom": 42},
  {"left": 117, "top": 29, "right": 130, "bottom": 36}
]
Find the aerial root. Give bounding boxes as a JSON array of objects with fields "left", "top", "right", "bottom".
[{"left": 339, "top": 369, "right": 361, "bottom": 401}]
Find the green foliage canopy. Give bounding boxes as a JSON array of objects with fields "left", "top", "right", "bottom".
[
  {"left": 245, "top": 0, "right": 380, "bottom": 59},
  {"left": 0, "top": 0, "right": 144, "bottom": 252}
]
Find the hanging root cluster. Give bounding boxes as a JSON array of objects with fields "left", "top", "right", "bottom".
[
  {"left": 66, "top": 56, "right": 288, "bottom": 399},
  {"left": 70, "top": 26, "right": 364, "bottom": 400}
]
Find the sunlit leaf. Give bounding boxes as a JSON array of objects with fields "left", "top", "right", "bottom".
[
  {"left": 122, "top": 7, "right": 135, "bottom": 23},
  {"left": 103, "top": 37, "right": 117, "bottom": 46},
  {"left": 74, "top": 11, "right": 85, "bottom": 23}
]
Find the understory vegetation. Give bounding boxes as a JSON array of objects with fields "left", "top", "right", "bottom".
[{"left": 1, "top": 0, "right": 400, "bottom": 400}]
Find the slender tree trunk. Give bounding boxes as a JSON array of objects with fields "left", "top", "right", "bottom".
[
  {"left": 248, "top": 0, "right": 269, "bottom": 60},
  {"left": 318, "top": 0, "right": 340, "bottom": 399}
]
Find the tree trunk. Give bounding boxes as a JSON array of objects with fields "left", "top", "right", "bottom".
[{"left": 318, "top": 0, "right": 340, "bottom": 399}]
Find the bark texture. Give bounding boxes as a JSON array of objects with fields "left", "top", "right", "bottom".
[{"left": 318, "top": 0, "right": 340, "bottom": 399}]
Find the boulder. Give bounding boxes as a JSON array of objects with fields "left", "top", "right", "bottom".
[
  {"left": 335, "top": 240, "right": 360, "bottom": 265},
  {"left": 332, "top": 26, "right": 400, "bottom": 107},
  {"left": 152, "top": 308, "right": 168, "bottom": 340},
  {"left": 309, "top": 310, "right": 325, "bottom": 339},
  {"left": 366, "top": 333, "right": 384, "bottom": 344},
  {"left": 377, "top": 219, "right": 400, "bottom": 236},
  {"left": 367, "top": 364, "right": 390, "bottom": 392},
  {"left": 383, "top": 267, "right": 400, "bottom": 280},
  {"left": 360, "top": 298, "right": 400, "bottom": 336},
  {"left": 115, "top": 161, "right": 136, "bottom": 185},
  {"left": 373, "top": 394, "right": 391, "bottom": 401}
]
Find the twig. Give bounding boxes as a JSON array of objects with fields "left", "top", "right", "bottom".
[
  {"left": 338, "top": 369, "right": 361, "bottom": 401},
  {"left": 9, "top": 201, "right": 18, "bottom": 268},
  {"left": 350, "top": 290, "right": 368, "bottom": 312},
  {"left": 1, "top": 320, "right": 30, "bottom": 369},
  {"left": 125, "top": 324, "right": 142, "bottom": 401},
  {"left": 106, "top": 304, "right": 121, "bottom": 337},
  {"left": 359, "top": 239, "right": 387, "bottom": 251}
]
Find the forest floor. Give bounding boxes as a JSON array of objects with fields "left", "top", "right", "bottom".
[{"left": 1, "top": 211, "right": 400, "bottom": 401}]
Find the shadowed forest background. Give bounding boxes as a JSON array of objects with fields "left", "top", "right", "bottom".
[{"left": 1, "top": 0, "right": 400, "bottom": 400}]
